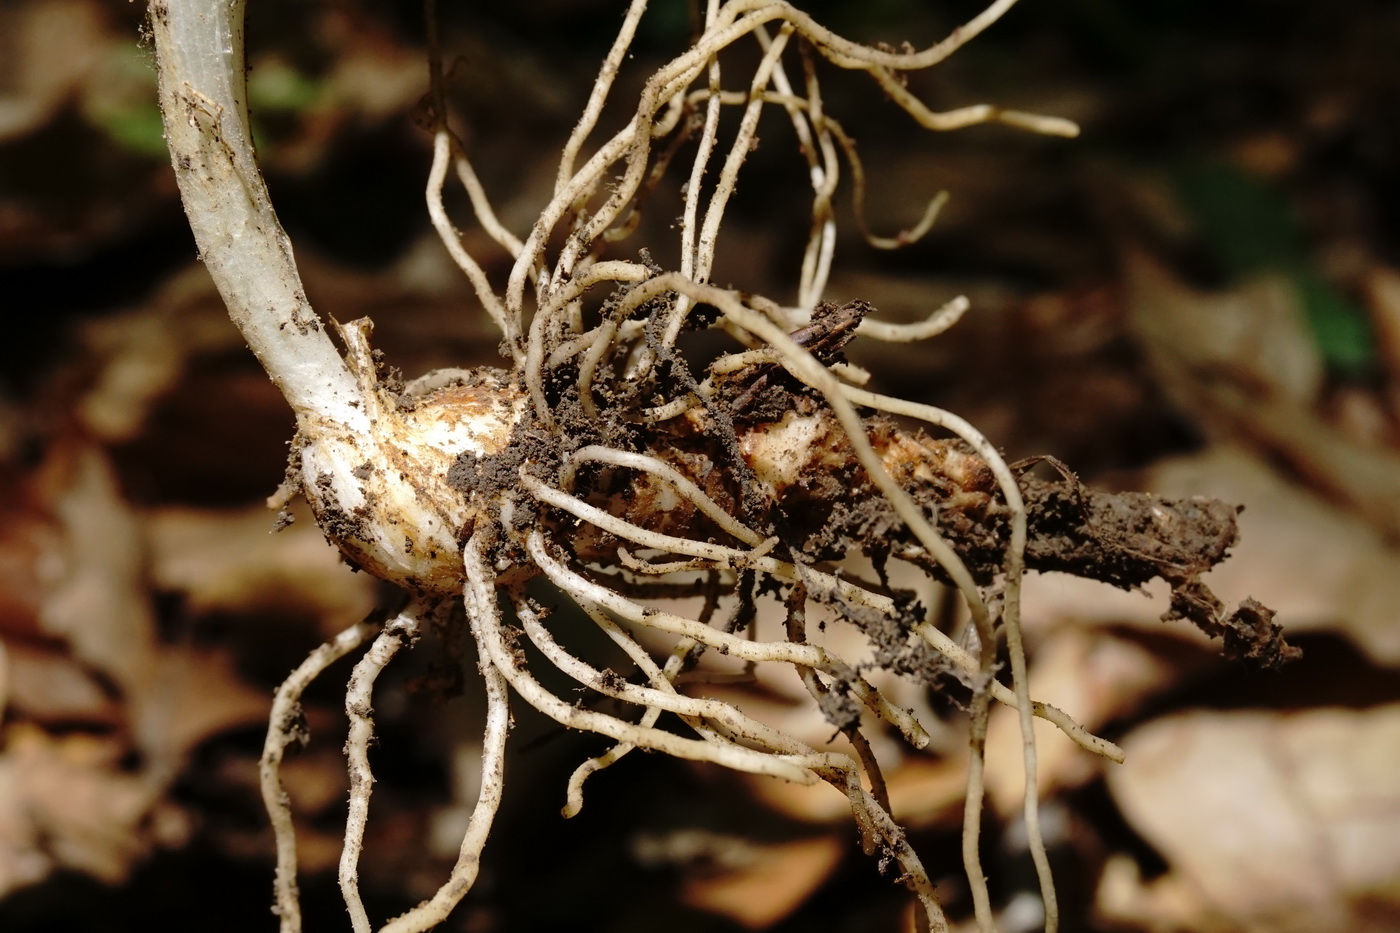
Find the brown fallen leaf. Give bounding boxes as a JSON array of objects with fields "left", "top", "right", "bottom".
[
  {"left": 0, "top": 723, "right": 189, "bottom": 898},
  {"left": 0, "top": 0, "right": 109, "bottom": 142},
  {"left": 145, "top": 501, "right": 378, "bottom": 640},
  {"left": 982, "top": 627, "right": 1178, "bottom": 815},
  {"left": 1364, "top": 266, "right": 1400, "bottom": 417},
  {"left": 1125, "top": 249, "right": 1400, "bottom": 541},
  {"left": 2, "top": 640, "right": 120, "bottom": 726},
  {"left": 32, "top": 442, "right": 159, "bottom": 703},
  {"left": 1147, "top": 446, "right": 1400, "bottom": 666},
  {"left": 1100, "top": 704, "right": 1400, "bottom": 933},
  {"left": 126, "top": 646, "right": 271, "bottom": 779},
  {"left": 672, "top": 831, "right": 845, "bottom": 930}
]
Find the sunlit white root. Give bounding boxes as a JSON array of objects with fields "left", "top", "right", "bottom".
[
  {"left": 340, "top": 605, "right": 428, "bottom": 933},
  {"left": 260, "top": 598, "right": 512, "bottom": 933},
  {"left": 522, "top": 263, "right": 1139, "bottom": 931},
  {"left": 520, "top": 403, "right": 1120, "bottom": 767},
  {"left": 262, "top": 619, "right": 380, "bottom": 933},
  {"left": 425, "top": 131, "right": 520, "bottom": 361},
  {"left": 378, "top": 590, "right": 511, "bottom": 933},
  {"left": 841, "top": 386, "right": 1055, "bottom": 932},
  {"left": 482, "top": 525, "right": 954, "bottom": 933},
  {"left": 156, "top": 0, "right": 1110, "bottom": 926},
  {"left": 557, "top": 616, "right": 690, "bottom": 819},
  {"left": 915, "top": 621, "right": 1124, "bottom": 764},
  {"left": 522, "top": 472, "right": 893, "bottom": 612},
  {"left": 520, "top": 434, "right": 1120, "bottom": 933},
  {"left": 491, "top": 0, "right": 1078, "bottom": 332},
  {"left": 423, "top": 0, "right": 1077, "bottom": 398},
  {"left": 525, "top": 531, "right": 928, "bottom": 745}
]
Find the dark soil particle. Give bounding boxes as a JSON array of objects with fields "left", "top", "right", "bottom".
[
  {"left": 447, "top": 421, "right": 539, "bottom": 502},
  {"left": 853, "top": 595, "right": 952, "bottom": 686},
  {"left": 309, "top": 470, "right": 368, "bottom": 567},
  {"left": 722, "top": 300, "right": 869, "bottom": 419},
  {"left": 816, "top": 685, "right": 863, "bottom": 732},
  {"left": 1020, "top": 480, "right": 1239, "bottom": 590},
  {"left": 775, "top": 417, "right": 1294, "bottom": 668},
  {"left": 454, "top": 284, "right": 1294, "bottom": 670},
  {"left": 1019, "top": 479, "right": 1297, "bottom": 668}
]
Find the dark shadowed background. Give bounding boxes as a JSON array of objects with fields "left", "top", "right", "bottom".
[{"left": 2, "top": 1, "right": 1398, "bottom": 930}]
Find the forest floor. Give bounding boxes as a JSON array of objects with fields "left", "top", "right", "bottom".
[{"left": 2, "top": 1, "right": 1400, "bottom": 930}]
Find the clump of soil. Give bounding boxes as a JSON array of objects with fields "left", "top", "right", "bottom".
[{"left": 452, "top": 285, "right": 1294, "bottom": 671}]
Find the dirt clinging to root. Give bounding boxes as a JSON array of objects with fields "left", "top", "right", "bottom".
[
  {"left": 1020, "top": 477, "right": 1297, "bottom": 667},
  {"left": 445, "top": 292, "right": 1294, "bottom": 669}
]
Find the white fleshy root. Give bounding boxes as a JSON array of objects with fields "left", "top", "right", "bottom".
[
  {"left": 261, "top": 619, "right": 379, "bottom": 933},
  {"left": 151, "top": 1, "right": 1116, "bottom": 931}
]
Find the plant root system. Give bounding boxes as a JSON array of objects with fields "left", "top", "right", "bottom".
[{"left": 148, "top": 1, "right": 1292, "bottom": 931}]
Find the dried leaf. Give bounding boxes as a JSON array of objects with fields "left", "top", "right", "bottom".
[
  {"left": 0, "top": 724, "right": 189, "bottom": 898},
  {"left": 145, "top": 501, "right": 377, "bottom": 638},
  {"left": 127, "top": 647, "right": 270, "bottom": 773},
  {"left": 33, "top": 444, "right": 158, "bottom": 696},
  {"left": 2, "top": 642, "right": 119, "bottom": 726},
  {"left": 1100, "top": 704, "right": 1400, "bottom": 933},
  {"left": 0, "top": 0, "right": 108, "bottom": 141},
  {"left": 984, "top": 629, "right": 1177, "bottom": 814},
  {"left": 1149, "top": 446, "right": 1400, "bottom": 665},
  {"left": 1126, "top": 250, "right": 1400, "bottom": 539},
  {"left": 676, "top": 832, "right": 844, "bottom": 930}
]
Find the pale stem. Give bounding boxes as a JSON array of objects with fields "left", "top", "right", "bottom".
[{"left": 149, "top": 0, "right": 368, "bottom": 432}]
